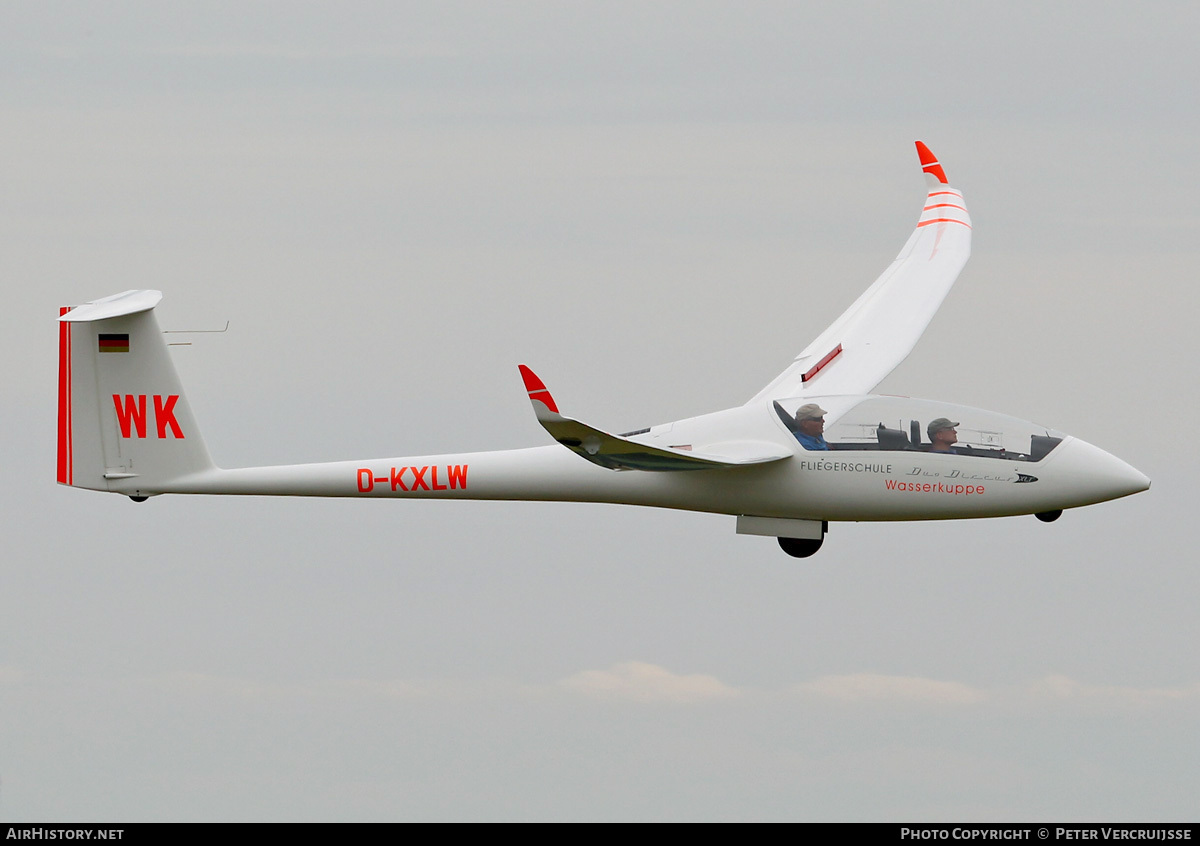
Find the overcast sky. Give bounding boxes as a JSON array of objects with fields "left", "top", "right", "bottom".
[{"left": 3, "top": 1, "right": 1199, "bottom": 821}]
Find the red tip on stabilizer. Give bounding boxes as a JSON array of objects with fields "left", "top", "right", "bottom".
[
  {"left": 915, "top": 140, "right": 948, "bottom": 184},
  {"left": 518, "top": 364, "right": 559, "bottom": 413}
]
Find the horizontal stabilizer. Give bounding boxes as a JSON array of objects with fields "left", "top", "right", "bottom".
[
  {"left": 60, "top": 290, "right": 163, "bottom": 322},
  {"left": 519, "top": 365, "right": 790, "bottom": 471}
]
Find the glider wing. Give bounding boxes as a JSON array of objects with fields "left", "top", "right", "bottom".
[
  {"left": 519, "top": 365, "right": 789, "bottom": 471},
  {"left": 750, "top": 141, "right": 972, "bottom": 402}
]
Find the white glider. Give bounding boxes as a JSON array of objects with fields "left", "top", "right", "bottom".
[{"left": 56, "top": 142, "right": 1149, "bottom": 556}]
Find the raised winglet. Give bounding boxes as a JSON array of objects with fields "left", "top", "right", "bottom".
[
  {"left": 915, "top": 140, "right": 948, "bottom": 186},
  {"left": 518, "top": 363, "right": 560, "bottom": 416}
]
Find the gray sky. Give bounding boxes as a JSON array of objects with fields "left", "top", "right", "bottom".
[{"left": 3, "top": 1, "right": 1198, "bottom": 821}]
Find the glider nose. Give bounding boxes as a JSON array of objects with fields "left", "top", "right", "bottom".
[{"left": 1055, "top": 437, "right": 1150, "bottom": 505}]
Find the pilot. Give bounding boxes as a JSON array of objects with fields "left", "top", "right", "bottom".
[
  {"left": 793, "top": 403, "right": 831, "bottom": 451},
  {"left": 928, "top": 417, "right": 960, "bottom": 452}
]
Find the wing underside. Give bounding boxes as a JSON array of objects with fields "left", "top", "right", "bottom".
[{"left": 750, "top": 141, "right": 972, "bottom": 403}]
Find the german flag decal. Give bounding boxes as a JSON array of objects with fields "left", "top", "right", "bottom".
[{"left": 98, "top": 333, "right": 129, "bottom": 353}]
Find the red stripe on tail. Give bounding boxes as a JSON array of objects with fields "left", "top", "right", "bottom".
[{"left": 57, "top": 307, "right": 72, "bottom": 485}]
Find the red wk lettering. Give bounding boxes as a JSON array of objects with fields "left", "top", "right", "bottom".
[
  {"left": 357, "top": 465, "right": 469, "bottom": 493},
  {"left": 112, "top": 394, "right": 185, "bottom": 439}
]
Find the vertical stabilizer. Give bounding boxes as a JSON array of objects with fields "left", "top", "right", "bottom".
[{"left": 57, "top": 291, "right": 214, "bottom": 496}]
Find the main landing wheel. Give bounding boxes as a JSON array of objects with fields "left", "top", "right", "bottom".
[
  {"left": 778, "top": 535, "right": 824, "bottom": 558},
  {"left": 1035, "top": 509, "right": 1062, "bottom": 523}
]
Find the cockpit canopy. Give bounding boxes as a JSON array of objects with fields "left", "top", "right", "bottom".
[{"left": 774, "top": 395, "right": 1065, "bottom": 462}]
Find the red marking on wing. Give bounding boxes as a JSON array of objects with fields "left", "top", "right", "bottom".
[
  {"left": 915, "top": 141, "right": 948, "bottom": 184},
  {"left": 923, "top": 203, "right": 967, "bottom": 212},
  {"left": 518, "top": 364, "right": 559, "bottom": 413},
  {"left": 916, "top": 218, "right": 972, "bottom": 229},
  {"left": 802, "top": 344, "right": 842, "bottom": 383}
]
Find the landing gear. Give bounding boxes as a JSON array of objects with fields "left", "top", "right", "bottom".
[
  {"left": 777, "top": 536, "right": 823, "bottom": 557},
  {"left": 129, "top": 495, "right": 149, "bottom": 503},
  {"left": 1035, "top": 509, "right": 1062, "bottom": 523}
]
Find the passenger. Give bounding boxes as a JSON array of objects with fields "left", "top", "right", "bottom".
[
  {"left": 793, "top": 403, "right": 831, "bottom": 451},
  {"left": 927, "top": 417, "right": 960, "bottom": 452}
]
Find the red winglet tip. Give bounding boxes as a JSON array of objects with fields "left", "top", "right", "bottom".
[
  {"left": 914, "top": 140, "right": 948, "bottom": 184},
  {"left": 518, "top": 364, "right": 559, "bottom": 413},
  {"left": 518, "top": 364, "right": 543, "bottom": 392}
]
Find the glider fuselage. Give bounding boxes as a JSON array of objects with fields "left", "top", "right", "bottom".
[{"left": 111, "top": 394, "right": 1147, "bottom": 523}]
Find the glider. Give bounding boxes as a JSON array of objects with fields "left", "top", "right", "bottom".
[{"left": 56, "top": 142, "right": 1149, "bottom": 556}]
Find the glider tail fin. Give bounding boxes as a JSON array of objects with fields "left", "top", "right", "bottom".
[{"left": 57, "top": 291, "right": 214, "bottom": 496}]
